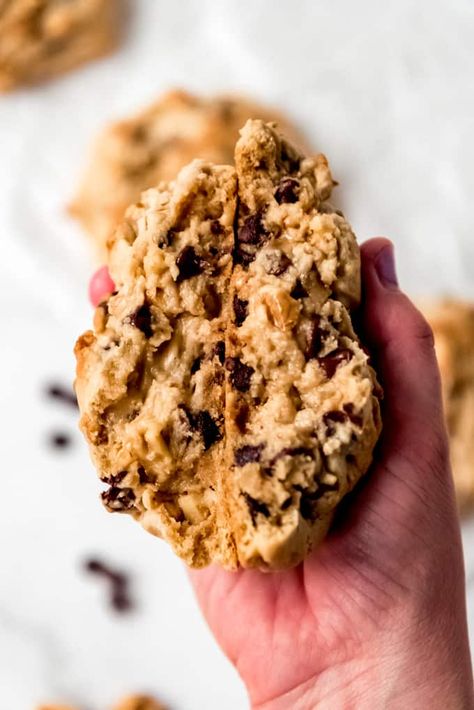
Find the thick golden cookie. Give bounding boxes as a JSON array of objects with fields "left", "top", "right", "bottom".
[
  {"left": 422, "top": 299, "right": 474, "bottom": 511},
  {"left": 37, "top": 694, "right": 165, "bottom": 710},
  {"left": 75, "top": 121, "right": 382, "bottom": 569},
  {"left": 69, "top": 90, "right": 309, "bottom": 259},
  {"left": 0, "top": 0, "right": 118, "bottom": 91}
]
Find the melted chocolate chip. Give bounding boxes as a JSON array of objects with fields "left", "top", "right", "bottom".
[
  {"left": 225, "top": 357, "right": 254, "bottom": 392},
  {"left": 129, "top": 304, "right": 153, "bottom": 338},
  {"left": 290, "top": 279, "right": 308, "bottom": 299},
  {"left": 101, "top": 487, "right": 135, "bottom": 512},
  {"left": 101, "top": 471, "right": 127, "bottom": 487},
  {"left": 49, "top": 432, "right": 72, "bottom": 449},
  {"left": 137, "top": 466, "right": 152, "bottom": 485},
  {"left": 235, "top": 213, "right": 268, "bottom": 265},
  {"left": 176, "top": 245, "right": 203, "bottom": 281},
  {"left": 233, "top": 296, "right": 249, "bottom": 326},
  {"left": 343, "top": 403, "right": 363, "bottom": 427},
  {"left": 235, "top": 444, "right": 264, "bottom": 467},
  {"left": 299, "top": 495, "right": 314, "bottom": 520},
  {"left": 318, "top": 348, "right": 352, "bottom": 378},
  {"left": 213, "top": 341, "right": 225, "bottom": 364},
  {"left": 304, "top": 316, "right": 325, "bottom": 359},
  {"left": 193, "top": 410, "right": 222, "bottom": 450},
  {"left": 271, "top": 447, "right": 313, "bottom": 465},
  {"left": 191, "top": 356, "right": 202, "bottom": 374},
  {"left": 242, "top": 492, "right": 270, "bottom": 526},
  {"left": 83, "top": 557, "right": 133, "bottom": 614},
  {"left": 274, "top": 178, "right": 300, "bottom": 204},
  {"left": 45, "top": 383, "right": 78, "bottom": 409},
  {"left": 281, "top": 497, "right": 293, "bottom": 510},
  {"left": 235, "top": 403, "right": 250, "bottom": 432},
  {"left": 210, "top": 220, "right": 223, "bottom": 235},
  {"left": 265, "top": 251, "right": 292, "bottom": 276}
]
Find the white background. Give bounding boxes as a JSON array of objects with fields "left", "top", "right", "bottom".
[{"left": 1, "top": 1, "right": 474, "bottom": 708}]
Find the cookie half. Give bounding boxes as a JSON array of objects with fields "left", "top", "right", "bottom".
[
  {"left": 224, "top": 121, "right": 381, "bottom": 567},
  {"left": 75, "top": 160, "right": 238, "bottom": 568}
]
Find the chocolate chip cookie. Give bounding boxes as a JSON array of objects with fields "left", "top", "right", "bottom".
[
  {"left": 0, "top": 0, "right": 118, "bottom": 91},
  {"left": 69, "top": 90, "right": 309, "bottom": 259},
  {"left": 75, "top": 121, "right": 382, "bottom": 569},
  {"left": 422, "top": 299, "right": 474, "bottom": 510}
]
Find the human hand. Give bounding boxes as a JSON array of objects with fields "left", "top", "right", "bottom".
[{"left": 89, "top": 240, "right": 473, "bottom": 709}]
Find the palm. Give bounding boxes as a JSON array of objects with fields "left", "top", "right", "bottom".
[{"left": 191, "top": 438, "right": 457, "bottom": 707}]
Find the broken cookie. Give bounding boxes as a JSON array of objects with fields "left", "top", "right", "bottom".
[{"left": 75, "top": 120, "right": 382, "bottom": 570}]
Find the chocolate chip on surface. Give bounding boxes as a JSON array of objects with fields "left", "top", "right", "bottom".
[
  {"left": 234, "top": 444, "right": 264, "bottom": 466},
  {"left": 45, "top": 383, "right": 78, "bottom": 409},
  {"left": 265, "top": 251, "right": 292, "bottom": 276},
  {"left": 213, "top": 341, "right": 225, "bottom": 364},
  {"left": 303, "top": 316, "right": 325, "bottom": 359},
  {"left": 242, "top": 492, "right": 270, "bottom": 526},
  {"left": 49, "top": 431, "right": 72, "bottom": 449},
  {"left": 318, "top": 348, "right": 352, "bottom": 378},
  {"left": 129, "top": 304, "right": 153, "bottom": 338},
  {"left": 225, "top": 357, "right": 254, "bottom": 391},
  {"left": 176, "top": 245, "right": 203, "bottom": 281},
  {"left": 290, "top": 279, "right": 308, "bottom": 299},
  {"left": 274, "top": 177, "right": 300, "bottom": 204},
  {"left": 233, "top": 296, "right": 249, "bottom": 326},
  {"left": 343, "top": 403, "right": 363, "bottom": 427},
  {"left": 210, "top": 219, "right": 223, "bottom": 235},
  {"left": 101, "top": 487, "right": 135, "bottom": 512},
  {"left": 235, "top": 213, "right": 268, "bottom": 265},
  {"left": 192, "top": 410, "right": 222, "bottom": 450}
]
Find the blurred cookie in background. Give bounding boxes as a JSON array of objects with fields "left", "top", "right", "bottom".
[
  {"left": 422, "top": 299, "right": 474, "bottom": 511},
  {"left": 37, "top": 693, "right": 166, "bottom": 710},
  {"left": 0, "top": 0, "right": 120, "bottom": 92},
  {"left": 69, "top": 89, "right": 311, "bottom": 259}
]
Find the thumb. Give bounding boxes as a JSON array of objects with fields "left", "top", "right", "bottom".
[{"left": 360, "top": 238, "right": 448, "bottom": 471}]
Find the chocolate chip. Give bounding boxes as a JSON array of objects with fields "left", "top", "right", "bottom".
[
  {"left": 193, "top": 410, "right": 222, "bottom": 450},
  {"left": 101, "top": 471, "right": 127, "bottom": 487},
  {"left": 281, "top": 497, "right": 293, "bottom": 510},
  {"left": 101, "top": 487, "right": 135, "bottom": 512},
  {"left": 270, "top": 447, "right": 313, "bottom": 466},
  {"left": 304, "top": 317, "right": 325, "bottom": 359},
  {"left": 265, "top": 251, "right": 292, "bottom": 276},
  {"left": 323, "top": 410, "right": 348, "bottom": 435},
  {"left": 176, "top": 245, "right": 203, "bottom": 281},
  {"left": 299, "top": 495, "right": 315, "bottom": 520},
  {"left": 318, "top": 348, "right": 352, "bottom": 378},
  {"left": 225, "top": 357, "right": 254, "bottom": 392},
  {"left": 49, "top": 432, "right": 72, "bottom": 449},
  {"left": 235, "top": 444, "right": 264, "bottom": 466},
  {"left": 129, "top": 304, "right": 153, "bottom": 338},
  {"left": 45, "top": 383, "right": 78, "bottom": 409},
  {"left": 235, "top": 213, "right": 268, "bottom": 265},
  {"left": 191, "top": 356, "right": 202, "bottom": 374},
  {"left": 235, "top": 403, "right": 250, "bottom": 432},
  {"left": 203, "top": 284, "right": 221, "bottom": 318},
  {"left": 213, "top": 341, "right": 225, "bottom": 364},
  {"left": 274, "top": 178, "right": 300, "bottom": 204},
  {"left": 137, "top": 466, "right": 152, "bottom": 485},
  {"left": 233, "top": 296, "right": 248, "bottom": 326},
  {"left": 83, "top": 557, "right": 133, "bottom": 614},
  {"left": 343, "top": 403, "right": 363, "bottom": 427},
  {"left": 290, "top": 279, "right": 308, "bottom": 299},
  {"left": 242, "top": 492, "right": 270, "bottom": 526},
  {"left": 210, "top": 220, "right": 223, "bottom": 235}
]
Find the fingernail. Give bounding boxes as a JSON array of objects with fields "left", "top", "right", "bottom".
[{"left": 375, "top": 245, "right": 398, "bottom": 288}]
